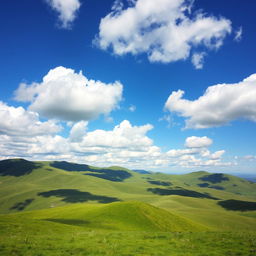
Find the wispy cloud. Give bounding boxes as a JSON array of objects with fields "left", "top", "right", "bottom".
[
  {"left": 129, "top": 105, "right": 136, "bottom": 112},
  {"left": 191, "top": 52, "right": 206, "bottom": 69},
  {"left": 234, "top": 26, "right": 243, "bottom": 42}
]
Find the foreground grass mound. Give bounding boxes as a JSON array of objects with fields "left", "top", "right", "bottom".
[
  {"left": 0, "top": 205, "right": 255, "bottom": 256},
  {"left": 7, "top": 201, "right": 206, "bottom": 232},
  {"left": 53, "top": 201, "right": 207, "bottom": 231}
]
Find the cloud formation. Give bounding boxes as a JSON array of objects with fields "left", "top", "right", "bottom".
[
  {"left": 45, "top": 0, "right": 81, "bottom": 28},
  {"left": 165, "top": 73, "right": 256, "bottom": 129},
  {"left": 14, "top": 66, "right": 123, "bottom": 122},
  {"left": 0, "top": 110, "right": 230, "bottom": 170},
  {"left": 97, "top": 0, "right": 231, "bottom": 66},
  {"left": 191, "top": 52, "right": 206, "bottom": 69},
  {"left": 0, "top": 101, "right": 60, "bottom": 136},
  {"left": 185, "top": 136, "right": 212, "bottom": 148}
]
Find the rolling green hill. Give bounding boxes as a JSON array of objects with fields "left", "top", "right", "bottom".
[{"left": 0, "top": 158, "right": 256, "bottom": 255}]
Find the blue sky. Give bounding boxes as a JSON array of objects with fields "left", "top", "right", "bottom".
[{"left": 0, "top": 0, "right": 256, "bottom": 174}]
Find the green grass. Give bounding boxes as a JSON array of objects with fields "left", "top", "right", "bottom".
[
  {"left": 0, "top": 202, "right": 255, "bottom": 256},
  {"left": 0, "top": 221, "right": 255, "bottom": 255},
  {"left": 1, "top": 159, "right": 256, "bottom": 255}
]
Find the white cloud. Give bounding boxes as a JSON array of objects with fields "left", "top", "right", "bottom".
[
  {"left": 164, "top": 135, "right": 230, "bottom": 168},
  {"left": 243, "top": 155, "right": 256, "bottom": 161},
  {"left": 166, "top": 148, "right": 200, "bottom": 157},
  {"left": 45, "top": 0, "right": 81, "bottom": 28},
  {"left": 14, "top": 66, "right": 123, "bottom": 122},
  {"left": 97, "top": 0, "right": 231, "bottom": 66},
  {"left": 234, "top": 26, "right": 242, "bottom": 42},
  {"left": 185, "top": 136, "right": 212, "bottom": 148},
  {"left": 129, "top": 105, "right": 136, "bottom": 112},
  {"left": 164, "top": 73, "right": 256, "bottom": 129},
  {"left": 0, "top": 101, "right": 60, "bottom": 137},
  {"left": 69, "top": 121, "right": 87, "bottom": 142},
  {"left": 191, "top": 52, "right": 206, "bottom": 69},
  {"left": 210, "top": 150, "right": 225, "bottom": 160},
  {"left": 79, "top": 120, "right": 153, "bottom": 148},
  {"left": 0, "top": 114, "right": 233, "bottom": 170}
]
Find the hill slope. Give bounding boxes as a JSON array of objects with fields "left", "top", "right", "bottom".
[
  {"left": 0, "top": 158, "right": 256, "bottom": 232},
  {"left": 1, "top": 201, "right": 206, "bottom": 232}
]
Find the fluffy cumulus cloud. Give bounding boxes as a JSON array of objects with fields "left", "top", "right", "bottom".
[
  {"left": 78, "top": 120, "right": 153, "bottom": 148},
  {"left": 0, "top": 119, "right": 162, "bottom": 168},
  {"left": 0, "top": 110, "right": 231, "bottom": 170},
  {"left": 97, "top": 0, "right": 231, "bottom": 66},
  {"left": 45, "top": 0, "right": 81, "bottom": 28},
  {"left": 0, "top": 101, "right": 60, "bottom": 136},
  {"left": 166, "top": 137, "right": 228, "bottom": 167},
  {"left": 185, "top": 136, "right": 212, "bottom": 148},
  {"left": 165, "top": 73, "right": 256, "bottom": 129},
  {"left": 14, "top": 66, "right": 123, "bottom": 122}
]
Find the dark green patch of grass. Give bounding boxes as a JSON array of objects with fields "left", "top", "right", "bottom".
[
  {"left": 50, "top": 161, "right": 91, "bottom": 172},
  {"left": 51, "top": 161, "right": 132, "bottom": 182},
  {"left": 147, "top": 180, "right": 172, "bottom": 186},
  {"left": 85, "top": 169, "right": 132, "bottom": 182},
  {"left": 148, "top": 188, "right": 218, "bottom": 200},
  {"left": 199, "top": 174, "right": 229, "bottom": 184},
  {"left": 218, "top": 200, "right": 256, "bottom": 211},
  {"left": 10, "top": 199, "right": 34, "bottom": 211},
  {"left": 45, "top": 218, "right": 90, "bottom": 226},
  {"left": 198, "top": 183, "right": 210, "bottom": 187},
  {"left": 0, "top": 159, "right": 40, "bottom": 177},
  {"left": 38, "top": 189, "right": 120, "bottom": 203}
]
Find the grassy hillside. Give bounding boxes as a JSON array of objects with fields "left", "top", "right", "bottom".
[
  {"left": 0, "top": 158, "right": 256, "bottom": 230},
  {"left": 0, "top": 202, "right": 255, "bottom": 255},
  {"left": 0, "top": 158, "right": 256, "bottom": 255}
]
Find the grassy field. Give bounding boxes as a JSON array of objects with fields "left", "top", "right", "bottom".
[
  {"left": 0, "top": 159, "right": 256, "bottom": 255},
  {"left": 0, "top": 202, "right": 256, "bottom": 256}
]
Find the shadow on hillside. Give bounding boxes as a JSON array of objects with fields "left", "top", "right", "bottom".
[
  {"left": 85, "top": 169, "right": 132, "bottom": 182},
  {"left": 45, "top": 218, "right": 90, "bottom": 226},
  {"left": 38, "top": 189, "right": 120, "bottom": 203},
  {"left": 218, "top": 199, "right": 256, "bottom": 211},
  {"left": 10, "top": 198, "right": 34, "bottom": 211},
  {"left": 148, "top": 188, "right": 218, "bottom": 200},
  {"left": 199, "top": 174, "right": 229, "bottom": 184},
  {"left": 147, "top": 180, "right": 172, "bottom": 186},
  {"left": 50, "top": 161, "right": 91, "bottom": 172},
  {"left": 197, "top": 183, "right": 225, "bottom": 190},
  {"left": 50, "top": 161, "right": 132, "bottom": 182},
  {"left": 0, "top": 159, "right": 40, "bottom": 177}
]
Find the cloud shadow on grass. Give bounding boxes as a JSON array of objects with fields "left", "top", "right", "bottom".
[
  {"left": 147, "top": 180, "right": 172, "bottom": 186},
  {"left": 45, "top": 218, "right": 90, "bottom": 226},
  {"left": 0, "top": 159, "right": 40, "bottom": 177},
  {"left": 38, "top": 189, "right": 120, "bottom": 203},
  {"left": 50, "top": 161, "right": 132, "bottom": 182},
  {"left": 10, "top": 198, "right": 34, "bottom": 211},
  {"left": 218, "top": 199, "right": 256, "bottom": 211},
  {"left": 148, "top": 188, "right": 218, "bottom": 200},
  {"left": 199, "top": 174, "right": 229, "bottom": 184}
]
